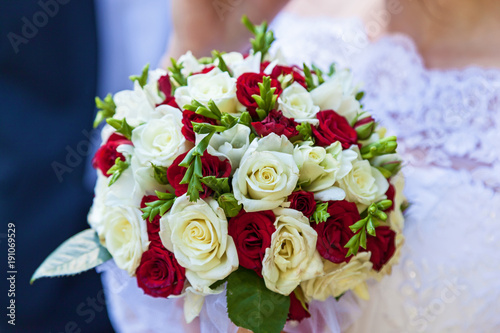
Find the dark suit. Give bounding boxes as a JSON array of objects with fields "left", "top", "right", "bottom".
[{"left": 1, "top": 0, "right": 114, "bottom": 331}]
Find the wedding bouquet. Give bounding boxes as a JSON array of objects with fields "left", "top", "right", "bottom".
[{"left": 32, "top": 17, "right": 406, "bottom": 333}]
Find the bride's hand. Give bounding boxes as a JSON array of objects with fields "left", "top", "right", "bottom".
[{"left": 162, "top": 0, "right": 289, "bottom": 66}]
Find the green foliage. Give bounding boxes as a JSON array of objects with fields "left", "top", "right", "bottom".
[
  {"left": 168, "top": 58, "right": 187, "bottom": 86},
  {"left": 252, "top": 76, "right": 278, "bottom": 120},
  {"left": 141, "top": 190, "right": 176, "bottom": 221},
  {"left": 107, "top": 157, "right": 129, "bottom": 186},
  {"left": 241, "top": 15, "right": 275, "bottom": 60},
  {"left": 212, "top": 50, "right": 232, "bottom": 75},
  {"left": 129, "top": 63, "right": 150, "bottom": 87},
  {"left": 311, "top": 202, "right": 330, "bottom": 223},
  {"left": 106, "top": 118, "right": 135, "bottom": 140},
  {"left": 355, "top": 91, "right": 365, "bottom": 101},
  {"left": 296, "top": 122, "right": 314, "bottom": 142},
  {"left": 201, "top": 176, "right": 230, "bottom": 195},
  {"left": 31, "top": 229, "right": 111, "bottom": 284},
  {"left": 217, "top": 193, "right": 242, "bottom": 218},
  {"left": 151, "top": 163, "right": 169, "bottom": 185},
  {"left": 93, "top": 93, "right": 116, "bottom": 128},
  {"left": 360, "top": 136, "right": 398, "bottom": 159},
  {"left": 227, "top": 268, "right": 290, "bottom": 333},
  {"left": 311, "top": 64, "right": 325, "bottom": 85},
  {"left": 184, "top": 99, "right": 222, "bottom": 120},
  {"left": 303, "top": 63, "right": 316, "bottom": 91},
  {"left": 344, "top": 200, "right": 392, "bottom": 257}
]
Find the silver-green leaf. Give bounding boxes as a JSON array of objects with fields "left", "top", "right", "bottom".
[{"left": 30, "top": 229, "right": 111, "bottom": 284}]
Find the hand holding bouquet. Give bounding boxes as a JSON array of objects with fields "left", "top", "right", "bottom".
[{"left": 33, "top": 17, "right": 406, "bottom": 333}]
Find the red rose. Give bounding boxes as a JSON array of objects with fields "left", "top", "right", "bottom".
[
  {"left": 156, "top": 75, "right": 180, "bottom": 108},
  {"left": 181, "top": 110, "right": 218, "bottom": 143},
  {"left": 236, "top": 73, "right": 282, "bottom": 118},
  {"left": 313, "top": 200, "right": 360, "bottom": 264},
  {"left": 288, "top": 191, "right": 316, "bottom": 218},
  {"left": 158, "top": 74, "right": 172, "bottom": 97},
  {"left": 251, "top": 110, "right": 299, "bottom": 139},
  {"left": 312, "top": 110, "right": 358, "bottom": 149},
  {"left": 228, "top": 210, "right": 276, "bottom": 276},
  {"left": 136, "top": 246, "right": 186, "bottom": 298},
  {"left": 366, "top": 226, "right": 396, "bottom": 271},
  {"left": 167, "top": 151, "right": 231, "bottom": 198},
  {"left": 140, "top": 195, "right": 165, "bottom": 246},
  {"left": 270, "top": 65, "right": 307, "bottom": 89},
  {"left": 192, "top": 65, "right": 216, "bottom": 75},
  {"left": 92, "top": 133, "right": 132, "bottom": 176},
  {"left": 384, "top": 183, "right": 396, "bottom": 212},
  {"left": 288, "top": 291, "right": 311, "bottom": 322}
]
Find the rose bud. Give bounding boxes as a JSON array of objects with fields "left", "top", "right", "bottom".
[{"left": 354, "top": 115, "right": 375, "bottom": 140}]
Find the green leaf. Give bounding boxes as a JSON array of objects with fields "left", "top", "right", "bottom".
[
  {"left": 209, "top": 276, "right": 229, "bottom": 290},
  {"left": 184, "top": 99, "right": 222, "bottom": 120},
  {"left": 107, "top": 157, "right": 129, "bottom": 186},
  {"left": 106, "top": 118, "right": 135, "bottom": 140},
  {"left": 31, "top": 229, "right": 111, "bottom": 284},
  {"left": 212, "top": 50, "right": 232, "bottom": 75},
  {"left": 151, "top": 163, "right": 168, "bottom": 185},
  {"left": 169, "top": 58, "right": 187, "bottom": 86},
  {"left": 227, "top": 268, "right": 290, "bottom": 333},
  {"left": 129, "top": 63, "right": 150, "bottom": 87},
  {"left": 311, "top": 202, "right": 330, "bottom": 223},
  {"left": 141, "top": 191, "right": 176, "bottom": 221},
  {"left": 296, "top": 122, "right": 314, "bottom": 142},
  {"left": 201, "top": 176, "right": 230, "bottom": 194},
  {"left": 355, "top": 91, "right": 365, "bottom": 101},
  {"left": 327, "top": 63, "right": 337, "bottom": 76},
  {"left": 241, "top": 15, "right": 275, "bottom": 60},
  {"left": 217, "top": 193, "right": 243, "bottom": 218},
  {"left": 192, "top": 122, "right": 226, "bottom": 134},
  {"left": 311, "top": 64, "right": 325, "bottom": 85},
  {"left": 252, "top": 76, "right": 278, "bottom": 120},
  {"left": 220, "top": 113, "right": 238, "bottom": 129},
  {"left": 303, "top": 63, "right": 316, "bottom": 91},
  {"left": 93, "top": 94, "right": 116, "bottom": 128},
  {"left": 360, "top": 136, "right": 398, "bottom": 159}
]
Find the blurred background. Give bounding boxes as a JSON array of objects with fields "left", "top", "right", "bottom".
[{"left": 1, "top": 1, "right": 173, "bottom": 331}]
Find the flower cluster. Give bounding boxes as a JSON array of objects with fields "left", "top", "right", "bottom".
[{"left": 87, "top": 18, "right": 406, "bottom": 333}]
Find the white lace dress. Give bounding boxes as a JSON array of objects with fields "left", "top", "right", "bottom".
[
  {"left": 99, "top": 12, "right": 500, "bottom": 333},
  {"left": 272, "top": 12, "right": 500, "bottom": 333}
]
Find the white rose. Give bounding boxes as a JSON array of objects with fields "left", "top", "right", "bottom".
[
  {"left": 112, "top": 69, "right": 166, "bottom": 127},
  {"left": 301, "top": 252, "right": 373, "bottom": 301},
  {"left": 174, "top": 68, "right": 237, "bottom": 114},
  {"left": 159, "top": 195, "right": 238, "bottom": 294},
  {"left": 338, "top": 154, "right": 389, "bottom": 207},
  {"left": 87, "top": 173, "right": 109, "bottom": 239},
  {"left": 102, "top": 205, "right": 149, "bottom": 276},
  {"left": 293, "top": 141, "right": 357, "bottom": 198},
  {"left": 278, "top": 82, "right": 320, "bottom": 124},
  {"left": 206, "top": 124, "right": 251, "bottom": 172},
  {"left": 310, "top": 69, "right": 361, "bottom": 123},
  {"left": 177, "top": 51, "right": 203, "bottom": 77},
  {"left": 233, "top": 134, "right": 299, "bottom": 212},
  {"left": 216, "top": 52, "right": 261, "bottom": 77},
  {"left": 131, "top": 106, "right": 192, "bottom": 167},
  {"left": 262, "top": 208, "right": 323, "bottom": 295}
]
